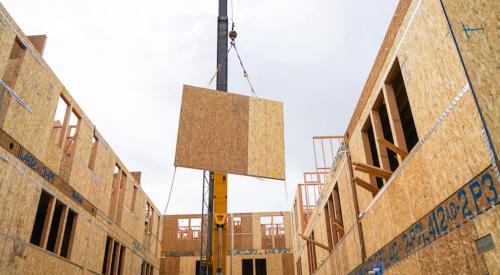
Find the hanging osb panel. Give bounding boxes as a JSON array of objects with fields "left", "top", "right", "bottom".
[{"left": 175, "top": 85, "right": 285, "bottom": 180}]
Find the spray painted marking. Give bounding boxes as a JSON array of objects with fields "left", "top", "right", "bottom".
[
  {"left": 350, "top": 165, "right": 499, "bottom": 275},
  {"left": 19, "top": 147, "right": 55, "bottom": 183},
  {"left": 461, "top": 22, "right": 485, "bottom": 38}
]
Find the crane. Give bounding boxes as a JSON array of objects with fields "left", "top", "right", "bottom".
[{"left": 202, "top": 1, "right": 230, "bottom": 274}]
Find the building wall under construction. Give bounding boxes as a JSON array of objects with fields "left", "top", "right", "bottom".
[
  {"left": 160, "top": 212, "right": 294, "bottom": 275},
  {"left": 291, "top": 0, "right": 499, "bottom": 274},
  {"left": 0, "top": 4, "right": 162, "bottom": 274}
]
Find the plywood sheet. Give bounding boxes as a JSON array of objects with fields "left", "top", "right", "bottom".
[{"left": 175, "top": 85, "right": 285, "bottom": 180}]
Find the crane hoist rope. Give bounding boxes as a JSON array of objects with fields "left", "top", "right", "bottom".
[{"left": 208, "top": 23, "right": 257, "bottom": 98}]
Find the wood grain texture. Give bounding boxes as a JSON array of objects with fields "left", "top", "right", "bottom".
[
  {"left": 175, "top": 85, "right": 285, "bottom": 180},
  {"left": 175, "top": 85, "right": 249, "bottom": 175}
]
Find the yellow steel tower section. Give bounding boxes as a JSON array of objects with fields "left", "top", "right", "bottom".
[{"left": 212, "top": 172, "right": 227, "bottom": 274}]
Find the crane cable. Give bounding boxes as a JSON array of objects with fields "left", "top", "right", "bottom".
[{"left": 208, "top": 0, "right": 257, "bottom": 97}]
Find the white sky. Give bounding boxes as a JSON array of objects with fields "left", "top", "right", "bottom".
[{"left": 3, "top": 0, "right": 398, "bottom": 214}]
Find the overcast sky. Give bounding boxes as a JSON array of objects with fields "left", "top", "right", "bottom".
[{"left": 3, "top": 0, "right": 398, "bottom": 214}]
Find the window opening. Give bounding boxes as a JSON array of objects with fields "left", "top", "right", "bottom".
[
  {"left": 242, "top": 259, "right": 254, "bottom": 275},
  {"left": 177, "top": 218, "right": 201, "bottom": 240},
  {"left": 88, "top": 134, "right": 99, "bottom": 171},
  {"left": 109, "top": 241, "right": 118, "bottom": 275},
  {"left": 255, "top": 259, "right": 267, "bottom": 275},
  {"left": 378, "top": 101, "right": 399, "bottom": 171},
  {"left": 365, "top": 122, "right": 384, "bottom": 188},
  {"left": 2, "top": 38, "right": 26, "bottom": 89},
  {"left": 46, "top": 200, "right": 64, "bottom": 252},
  {"left": 233, "top": 217, "right": 242, "bottom": 233},
  {"left": 386, "top": 61, "right": 419, "bottom": 151},
  {"left": 307, "top": 231, "right": 317, "bottom": 274},
  {"left": 30, "top": 190, "right": 52, "bottom": 246},
  {"left": 117, "top": 245, "right": 125, "bottom": 275},
  {"left": 102, "top": 236, "right": 112, "bottom": 274},
  {"left": 196, "top": 260, "right": 201, "bottom": 275},
  {"left": 60, "top": 209, "right": 77, "bottom": 258}
]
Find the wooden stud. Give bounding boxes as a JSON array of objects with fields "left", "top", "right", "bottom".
[
  {"left": 40, "top": 196, "right": 56, "bottom": 249},
  {"left": 370, "top": 109, "right": 392, "bottom": 171},
  {"left": 382, "top": 84, "right": 408, "bottom": 163},
  {"left": 353, "top": 177, "right": 379, "bottom": 196},
  {"left": 353, "top": 162, "right": 392, "bottom": 179},
  {"left": 54, "top": 205, "right": 68, "bottom": 255},
  {"left": 112, "top": 241, "right": 121, "bottom": 275},
  {"left": 377, "top": 137, "right": 408, "bottom": 159},
  {"left": 104, "top": 239, "right": 114, "bottom": 275},
  {"left": 330, "top": 218, "right": 345, "bottom": 236},
  {"left": 360, "top": 130, "right": 377, "bottom": 184},
  {"left": 327, "top": 196, "right": 338, "bottom": 245},
  {"left": 65, "top": 212, "right": 77, "bottom": 259},
  {"left": 58, "top": 102, "right": 71, "bottom": 148}
]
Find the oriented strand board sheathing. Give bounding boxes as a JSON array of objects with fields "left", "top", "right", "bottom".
[
  {"left": 442, "top": 0, "right": 500, "bottom": 157},
  {"left": 265, "top": 100, "right": 285, "bottom": 179},
  {"left": 0, "top": 17, "right": 16, "bottom": 78},
  {"left": 175, "top": 85, "right": 249, "bottom": 176},
  {"left": 0, "top": 4, "right": 163, "bottom": 274},
  {"left": 248, "top": 98, "right": 267, "bottom": 177},
  {"left": 473, "top": 206, "right": 500, "bottom": 273},
  {"left": 296, "top": 0, "right": 499, "bottom": 274},
  {"left": 281, "top": 253, "right": 295, "bottom": 275},
  {"left": 175, "top": 85, "right": 285, "bottom": 180}
]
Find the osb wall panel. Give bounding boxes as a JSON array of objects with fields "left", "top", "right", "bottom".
[
  {"left": 264, "top": 100, "right": 285, "bottom": 180},
  {"left": 0, "top": 15, "right": 16, "bottom": 78},
  {"left": 473, "top": 206, "right": 500, "bottom": 273},
  {"left": 175, "top": 85, "right": 249, "bottom": 175},
  {"left": 346, "top": 0, "right": 490, "bottom": 261},
  {"left": 385, "top": 253, "right": 421, "bottom": 275},
  {"left": 414, "top": 222, "right": 487, "bottom": 275},
  {"left": 281, "top": 253, "right": 295, "bottom": 275},
  {"left": 443, "top": 0, "right": 500, "bottom": 158},
  {"left": 248, "top": 98, "right": 267, "bottom": 176},
  {"left": 160, "top": 257, "right": 180, "bottom": 275},
  {"left": 175, "top": 85, "right": 285, "bottom": 180},
  {"left": 2, "top": 54, "right": 59, "bottom": 161},
  {"left": 21, "top": 245, "right": 84, "bottom": 275},
  {"left": 252, "top": 213, "right": 262, "bottom": 250},
  {"left": 179, "top": 256, "right": 198, "bottom": 275},
  {"left": 0, "top": 4, "right": 162, "bottom": 273},
  {"left": 303, "top": 0, "right": 497, "bottom": 274},
  {"left": 239, "top": 214, "right": 254, "bottom": 250},
  {"left": 161, "top": 214, "right": 202, "bottom": 255}
]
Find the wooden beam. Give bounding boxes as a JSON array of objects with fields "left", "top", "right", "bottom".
[
  {"left": 383, "top": 84, "right": 408, "bottom": 163},
  {"left": 299, "top": 234, "right": 332, "bottom": 252},
  {"left": 353, "top": 162, "right": 392, "bottom": 179},
  {"left": 54, "top": 205, "right": 68, "bottom": 255},
  {"left": 330, "top": 218, "right": 345, "bottom": 235},
  {"left": 40, "top": 197, "right": 56, "bottom": 249},
  {"left": 370, "top": 109, "right": 391, "bottom": 170},
  {"left": 377, "top": 137, "right": 408, "bottom": 159},
  {"left": 353, "top": 177, "right": 379, "bottom": 196}
]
